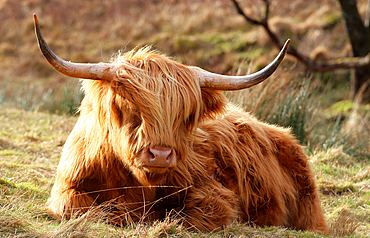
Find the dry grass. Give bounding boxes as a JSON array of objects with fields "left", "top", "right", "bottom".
[{"left": 1, "top": 84, "right": 369, "bottom": 237}]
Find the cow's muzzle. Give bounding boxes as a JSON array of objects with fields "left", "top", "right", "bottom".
[{"left": 137, "top": 146, "right": 177, "bottom": 173}]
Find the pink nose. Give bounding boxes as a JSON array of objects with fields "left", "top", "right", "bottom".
[{"left": 148, "top": 146, "right": 175, "bottom": 167}]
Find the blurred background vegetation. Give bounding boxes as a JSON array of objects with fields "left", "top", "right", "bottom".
[
  {"left": 1, "top": 0, "right": 369, "bottom": 152},
  {"left": 0, "top": 0, "right": 362, "bottom": 108}
]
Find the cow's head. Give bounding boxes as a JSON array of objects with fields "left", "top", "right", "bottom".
[{"left": 34, "top": 14, "right": 289, "bottom": 185}]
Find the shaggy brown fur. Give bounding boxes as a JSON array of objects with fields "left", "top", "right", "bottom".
[{"left": 48, "top": 47, "right": 328, "bottom": 233}]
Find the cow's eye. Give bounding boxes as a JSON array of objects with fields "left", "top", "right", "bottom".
[
  {"left": 185, "top": 113, "right": 197, "bottom": 130},
  {"left": 131, "top": 113, "right": 142, "bottom": 129}
]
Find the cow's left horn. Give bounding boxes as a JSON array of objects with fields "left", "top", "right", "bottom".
[
  {"left": 196, "top": 39, "right": 290, "bottom": 90},
  {"left": 33, "top": 14, "right": 117, "bottom": 81}
]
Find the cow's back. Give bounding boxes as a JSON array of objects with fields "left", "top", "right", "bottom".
[{"left": 196, "top": 105, "right": 328, "bottom": 232}]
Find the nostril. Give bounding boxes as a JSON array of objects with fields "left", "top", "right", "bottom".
[
  {"left": 149, "top": 156, "right": 155, "bottom": 164},
  {"left": 148, "top": 149, "right": 155, "bottom": 163},
  {"left": 166, "top": 150, "right": 173, "bottom": 164}
]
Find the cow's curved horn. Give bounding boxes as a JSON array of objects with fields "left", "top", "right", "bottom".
[
  {"left": 196, "top": 39, "right": 290, "bottom": 90},
  {"left": 33, "top": 14, "right": 117, "bottom": 81}
]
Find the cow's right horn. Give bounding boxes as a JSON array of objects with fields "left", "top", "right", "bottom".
[
  {"left": 196, "top": 39, "right": 290, "bottom": 90},
  {"left": 33, "top": 14, "right": 117, "bottom": 81}
]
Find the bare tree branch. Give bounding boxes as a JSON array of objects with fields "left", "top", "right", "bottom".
[
  {"left": 365, "top": 0, "right": 370, "bottom": 27},
  {"left": 262, "top": 0, "right": 270, "bottom": 24},
  {"left": 231, "top": 0, "right": 370, "bottom": 72},
  {"left": 230, "top": 0, "right": 261, "bottom": 25}
]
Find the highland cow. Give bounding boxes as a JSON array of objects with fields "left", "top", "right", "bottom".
[{"left": 34, "top": 14, "right": 327, "bottom": 233}]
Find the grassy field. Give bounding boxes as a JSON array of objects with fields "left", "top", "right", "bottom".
[
  {"left": 0, "top": 81, "right": 369, "bottom": 237},
  {"left": 1, "top": 0, "right": 370, "bottom": 237}
]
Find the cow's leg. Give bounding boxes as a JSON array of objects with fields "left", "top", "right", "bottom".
[
  {"left": 280, "top": 144, "right": 328, "bottom": 234},
  {"left": 288, "top": 164, "right": 328, "bottom": 233},
  {"left": 47, "top": 187, "right": 98, "bottom": 220},
  {"left": 182, "top": 183, "right": 238, "bottom": 231},
  {"left": 48, "top": 184, "right": 158, "bottom": 226},
  {"left": 293, "top": 191, "right": 328, "bottom": 233}
]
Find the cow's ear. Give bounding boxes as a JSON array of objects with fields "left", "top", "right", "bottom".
[{"left": 200, "top": 89, "right": 227, "bottom": 118}]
